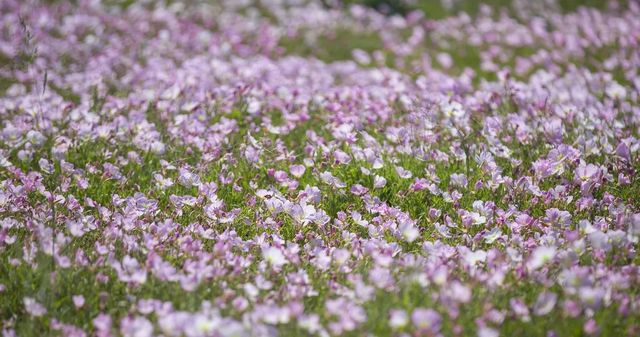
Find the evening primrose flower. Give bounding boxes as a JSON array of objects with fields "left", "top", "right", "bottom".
[
  {"left": 23, "top": 297, "right": 46, "bottom": 317},
  {"left": 470, "top": 212, "right": 487, "bottom": 225},
  {"left": 349, "top": 184, "right": 369, "bottom": 196},
  {"left": 4, "top": 1, "right": 640, "bottom": 335},
  {"left": 73, "top": 295, "right": 85, "bottom": 309},
  {"left": 605, "top": 82, "right": 627, "bottom": 100},
  {"left": 463, "top": 249, "right": 488, "bottom": 266},
  {"left": 450, "top": 173, "right": 468, "bottom": 188},
  {"left": 247, "top": 99, "right": 261, "bottom": 115},
  {"left": 289, "top": 164, "right": 305, "bottom": 178},
  {"left": 478, "top": 326, "right": 499, "bottom": 337},
  {"left": 120, "top": 316, "right": 153, "bottom": 337},
  {"left": 544, "top": 208, "right": 571, "bottom": 228},
  {"left": 574, "top": 163, "right": 600, "bottom": 183},
  {"left": 527, "top": 246, "right": 557, "bottom": 271},
  {"left": 389, "top": 309, "right": 408, "bottom": 329},
  {"left": 588, "top": 231, "right": 611, "bottom": 252},
  {"left": 153, "top": 173, "right": 173, "bottom": 190},
  {"left": 114, "top": 256, "right": 147, "bottom": 285},
  {"left": 298, "top": 314, "right": 323, "bottom": 335},
  {"left": 320, "top": 171, "right": 346, "bottom": 188},
  {"left": 411, "top": 308, "right": 441, "bottom": 333},
  {"left": 533, "top": 291, "right": 557, "bottom": 316},
  {"left": 509, "top": 298, "right": 530, "bottom": 322},
  {"left": 400, "top": 222, "right": 420, "bottom": 242},
  {"left": 263, "top": 246, "right": 288, "bottom": 267},
  {"left": 38, "top": 158, "right": 54, "bottom": 174},
  {"left": 373, "top": 175, "right": 387, "bottom": 188},
  {"left": 287, "top": 201, "right": 316, "bottom": 226},
  {"left": 484, "top": 227, "right": 502, "bottom": 244},
  {"left": 325, "top": 298, "right": 366, "bottom": 334},
  {"left": 578, "top": 286, "right": 604, "bottom": 309},
  {"left": 193, "top": 314, "right": 218, "bottom": 334},
  {"left": 177, "top": 167, "right": 201, "bottom": 187},
  {"left": 332, "top": 248, "right": 350, "bottom": 266},
  {"left": 441, "top": 101, "right": 465, "bottom": 118},
  {"left": 93, "top": 314, "right": 112, "bottom": 335},
  {"left": 395, "top": 166, "right": 413, "bottom": 179}
]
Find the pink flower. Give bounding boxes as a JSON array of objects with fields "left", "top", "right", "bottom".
[
  {"left": 24, "top": 297, "right": 46, "bottom": 317},
  {"left": 373, "top": 175, "right": 387, "bottom": 188},
  {"left": 120, "top": 316, "right": 153, "bottom": 337},
  {"left": 289, "top": 165, "right": 306, "bottom": 178},
  {"left": 73, "top": 295, "right": 85, "bottom": 309},
  {"left": 411, "top": 308, "right": 441, "bottom": 333},
  {"left": 533, "top": 291, "right": 557, "bottom": 316},
  {"left": 350, "top": 184, "right": 369, "bottom": 196}
]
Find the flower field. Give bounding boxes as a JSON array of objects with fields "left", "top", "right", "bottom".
[{"left": 1, "top": 0, "right": 639, "bottom": 336}]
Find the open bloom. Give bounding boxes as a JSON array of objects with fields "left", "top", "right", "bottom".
[
  {"left": 263, "top": 246, "right": 288, "bottom": 267},
  {"left": 24, "top": 297, "right": 46, "bottom": 317},
  {"left": 412, "top": 308, "right": 442, "bottom": 334},
  {"left": 527, "top": 246, "right": 557, "bottom": 271}
]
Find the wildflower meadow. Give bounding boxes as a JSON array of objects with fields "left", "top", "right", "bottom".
[{"left": 0, "top": 0, "right": 639, "bottom": 336}]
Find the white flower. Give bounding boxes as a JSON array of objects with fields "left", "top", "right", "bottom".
[
  {"left": 263, "top": 247, "right": 288, "bottom": 267},
  {"left": 247, "top": 100, "right": 261, "bottom": 115},
  {"left": 484, "top": 227, "right": 502, "bottom": 244},
  {"left": 389, "top": 309, "right": 408, "bottom": 329},
  {"left": 471, "top": 212, "right": 487, "bottom": 225},
  {"left": 121, "top": 316, "right": 154, "bottom": 337},
  {"left": 441, "top": 101, "right": 466, "bottom": 118},
  {"left": 194, "top": 314, "right": 218, "bottom": 333},
  {"left": 478, "top": 326, "right": 499, "bottom": 337},
  {"left": 605, "top": 82, "right": 627, "bottom": 100},
  {"left": 464, "top": 249, "right": 487, "bottom": 266},
  {"left": 527, "top": 246, "right": 557, "bottom": 271},
  {"left": 401, "top": 223, "right": 419, "bottom": 243}
]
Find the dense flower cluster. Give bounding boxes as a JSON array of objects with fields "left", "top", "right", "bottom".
[{"left": 1, "top": 0, "right": 639, "bottom": 336}]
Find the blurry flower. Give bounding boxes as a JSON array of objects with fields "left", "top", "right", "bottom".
[
  {"left": 588, "top": 231, "right": 611, "bottom": 252},
  {"left": 605, "top": 82, "right": 626, "bottom": 100},
  {"left": 73, "top": 295, "right": 85, "bottom": 309},
  {"left": 263, "top": 246, "right": 288, "bottom": 267},
  {"left": 478, "top": 326, "right": 499, "bottom": 337},
  {"left": 528, "top": 246, "right": 557, "bottom": 271},
  {"left": 290, "top": 165, "right": 306, "bottom": 178},
  {"left": 400, "top": 223, "right": 419, "bottom": 243},
  {"left": 583, "top": 318, "right": 599, "bottom": 335},
  {"left": 120, "top": 316, "right": 153, "bottom": 337},
  {"left": 533, "top": 291, "right": 557, "bottom": 316},
  {"left": 411, "top": 308, "right": 441, "bottom": 333},
  {"left": 24, "top": 297, "right": 46, "bottom": 317},
  {"left": 395, "top": 166, "right": 413, "bottom": 179},
  {"left": 510, "top": 298, "right": 530, "bottom": 322},
  {"left": 352, "top": 49, "right": 371, "bottom": 65},
  {"left": 484, "top": 227, "right": 502, "bottom": 244},
  {"left": 389, "top": 309, "right": 408, "bottom": 329}
]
